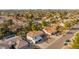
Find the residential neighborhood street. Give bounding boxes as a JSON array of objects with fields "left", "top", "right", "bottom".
[
  {"left": 47, "top": 23, "right": 79, "bottom": 49},
  {"left": 0, "top": 10, "right": 79, "bottom": 49}
]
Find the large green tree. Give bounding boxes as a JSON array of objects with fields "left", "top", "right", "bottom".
[{"left": 71, "top": 32, "right": 79, "bottom": 48}]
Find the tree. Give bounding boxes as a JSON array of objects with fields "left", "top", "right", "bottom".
[
  {"left": 64, "top": 22, "right": 71, "bottom": 30},
  {"left": 16, "top": 26, "right": 28, "bottom": 37},
  {"left": 57, "top": 26, "right": 65, "bottom": 34},
  {"left": 31, "top": 22, "right": 36, "bottom": 31},
  {"left": 71, "top": 32, "right": 79, "bottom": 48},
  {"left": 41, "top": 21, "right": 48, "bottom": 28},
  {"left": 0, "top": 28, "right": 4, "bottom": 39},
  {"left": 3, "top": 19, "right": 13, "bottom": 28},
  {"left": 36, "top": 24, "right": 43, "bottom": 31}
]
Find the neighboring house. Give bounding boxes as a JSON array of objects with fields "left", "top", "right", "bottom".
[
  {"left": 42, "top": 17, "right": 51, "bottom": 22},
  {"left": 43, "top": 26, "right": 57, "bottom": 35},
  {"left": 27, "top": 31, "right": 45, "bottom": 44},
  {"left": 17, "top": 20, "right": 24, "bottom": 26},
  {"left": 60, "top": 22, "right": 65, "bottom": 27},
  {"left": 34, "top": 20, "right": 42, "bottom": 25},
  {"left": 8, "top": 24, "right": 18, "bottom": 32},
  {"left": 12, "top": 19, "right": 23, "bottom": 27},
  {"left": 63, "top": 19, "right": 74, "bottom": 23},
  {"left": 0, "top": 19, "right": 4, "bottom": 24},
  {"left": 0, "top": 16, "right": 7, "bottom": 24},
  {"left": 59, "top": 19, "right": 76, "bottom": 27},
  {"left": 44, "top": 19, "right": 50, "bottom": 22},
  {"left": 12, "top": 19, "right": 27, "bottom": 27},
  {"left": 7, "top": 13, "right": 15, "bottom": 20},
  {"left": 75, "top": 16, "right": 79, "bottom": 20},
  {"left": 0, "top": 36, "right": 28, "bottom": 49}
]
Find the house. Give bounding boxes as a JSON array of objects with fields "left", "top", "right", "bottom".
[
  {"left": 43, "top": 26, "right": 57, "bottom": 35},
  {"left": 63, "top": 19, "right": 74, "bottom": 23},
  {"left": 42, "top": 17, "right": 51, "bottom": 22},
  {"left": 7, "top": 13, "right": 15, "bottom": 20},
  {"left": 11, "top": 20, "right": 25, "bottom": 27},
  {"left": 27, "top": 31, "right": 45, "bottom": 44},
  {"left": 8, "top": 24, "right": 19, "bottom": 32},
  {"left": 0, "top": 16, "right": 7, "bottom": 24},
  {"left": 0, "top": 36, "right": 28, "bottom": 49},
  {"left": 34, "top": 20, "right": 42, "bottom": 25},
  {"left": 60, "top": 22, "right": 65, "bottom": 27}
]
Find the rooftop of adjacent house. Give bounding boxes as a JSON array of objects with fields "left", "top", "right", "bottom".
[
  {"left": 8, "top": 24, "right": 19, "bottom": 32},
  {"left": 0, "top": 36, "right": 28, "bottom": 49},
  {"left": 52, "top": 23, "right": 60, "bottom": 28},
  {"left": 43, "top": 26, "right": 57, "bottom": 34},
  {"left": 34, "top": 20, "right": 42, "bottom": 24}
]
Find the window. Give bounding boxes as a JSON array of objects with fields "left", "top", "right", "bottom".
[{"left": 36, "top": 39, "right": 42, "bottom": 43}]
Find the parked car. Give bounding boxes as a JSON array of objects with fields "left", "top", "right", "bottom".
[
  {"left": 64, "top": 39, "right": 71, "bottom": 46},
  {"left": 65, "top": 39, "right": 71, "bottom": 42}
]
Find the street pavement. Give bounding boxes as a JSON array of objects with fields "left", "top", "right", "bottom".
[{"left": 47, "top": 23, "right": 79, "bottom": 49}]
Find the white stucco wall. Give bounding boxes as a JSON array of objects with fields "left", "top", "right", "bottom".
[{"left": 27, "top": 35, "right": 35, "bottom": 44}]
